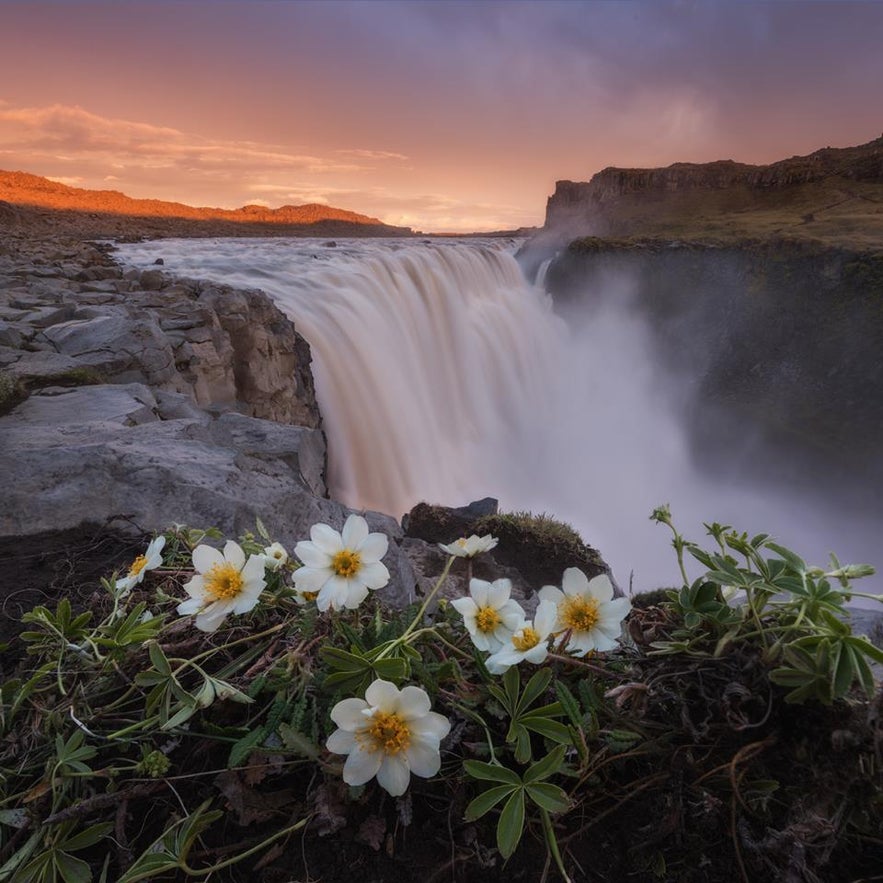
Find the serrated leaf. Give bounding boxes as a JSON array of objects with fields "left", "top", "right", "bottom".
[
  {"left": 554, "top": 681, "right": 583, "bottom": 729},
  {"left": 464, "top": 785, "right": 517, "bottom": 821},
  {"left": 320, "top": 646, "right": 371, "bottom": 672},
  {"left": 497, "top": 789, "right": 526, "bottom": 858},
  {"left": 228, "top": 727, "right": 267, "bottom": 767}
]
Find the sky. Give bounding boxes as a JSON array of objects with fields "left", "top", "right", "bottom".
[{"left": 1, "top": 0, "right": 882, "bottom": 232}]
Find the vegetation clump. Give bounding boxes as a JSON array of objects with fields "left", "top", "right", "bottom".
[{"left": 0, "top": 508, "right": 881, "bottom": 882}]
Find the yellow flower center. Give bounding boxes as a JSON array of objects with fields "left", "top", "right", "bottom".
[
  {"left": 456, "top": 538, "right": 468, "bottom": 548},
  {"left": 300, "top": 590, "right": 318, "bottom": 601},
  {"left": 560, "top": 596, "right": 600, "bottom": 632},
  {"left": 128, "top": 555, "right": 148, "bottom": 577},
  {"left": 365, "top": 711, "right": 411, "bottom": 755},
  {"left": 331, "top": 549, "right": 362, "bottom": 578},
  {"left": 512, "top": 626, "right": 540, "bottom": 651},
  {"left": 475, "top": 606, "right": 501, "bottom": 634},
  {"left": 204, "top": 563, "right": 244, "bottom": 600}
]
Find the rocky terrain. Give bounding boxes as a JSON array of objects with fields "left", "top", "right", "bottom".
[
  {"left": 0, "top": 169, "right": 413, "bottom": 239},
  {"left": 543, "top": 134, "right": 883, "bottom": 248}
]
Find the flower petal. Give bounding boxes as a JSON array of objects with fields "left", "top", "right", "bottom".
[
  {"left": 562, "top": 568, "right": 589, "bottom": 597},
  {"left": 357, "top": 532, "right": 388, "bottom": 562},
  {"left": 365, "top": 679, "right": 400, "bottom": 711},
  {"left": 222, "top": 541, "right": 246, "bottom": 570},
  {"left": 176, "top": 596, "right": 202, "bottom": 615},
  {"left": 317, "top": 575, "right": 352, "bottom": 611},
  {"left": 396, "top": 686, "right": 431, "bottom": 720},
  {"left": 537, "top": 585, "right": 563, "bottom": 605},
  {"left": 182, "top": 575, "right": 206, "bottom": 600},
  {"left": 326, "top": 728, "right": 357, "bottom": 755},
  {"left": 331, "top": 697, "right": 370, "bottom": 730},
  {"left": 311, "top": 522, "right": 343, "bottom": 554},
  {"left": 376, "top": 754, "right": 411, "bottom": 796},
  {"left": 293, "top": 566, "right": 330, "bottom": 594},
  {"left": 469, "top": 578, "right": 490, "bottom": 608},
  {"left": 405, "top": 738, "right": 442, "bottom": 778},
  {"left": 342, "top": 745, "right": 382, "bottom": 787},
  {"left": 450, "top": 597, "right": 477, "bottom": 617},
  {"left": 587, "top": 573, "right": 614, "bottom": 602},
  {"left": 342, "top": 582, "right": 369, "bottom": 610},
  {"left": 409, "top": 711, "right": 451, "bottom": 742},
  {"left": 341, "top": 514, "right": 369, "bottom": 550},
  {"left": 192, "top": 544, "right": 224, "bottom": 575},
  {"left": 358, "top": 561, "right": 390, "bottom": 590},
  {"left": 294, "top": 541, "right": 331, "bottom": 569},
  {"left": 486, "top": 579, "right": 512, "bottom": 609},
  {"left": 534, "top": 598, "right": 560, "bottom": 635}
]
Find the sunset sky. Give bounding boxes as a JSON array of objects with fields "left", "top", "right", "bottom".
[{"left": 2, "top": 1, "right": 882, "bottom": 232}]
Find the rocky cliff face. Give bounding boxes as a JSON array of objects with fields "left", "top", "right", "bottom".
[
  {"left": 544, "top": 237, "right": 883, "bottom": 506},
  {"left": 544, "top": 135, "right": 883, "bottom": 235}
]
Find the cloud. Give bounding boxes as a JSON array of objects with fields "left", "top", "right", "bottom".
[
  {"left": 46, "top": 175, "right": 85, "bottom": 186},
  {"left": 336, "top": 149, "right": 409, "bottom": 161},
  {"left": 246, "top": 181, "right": 535, "bottom": 232},
  {"left": 0, "top": 103, "right": 365, "bottom": 175}
]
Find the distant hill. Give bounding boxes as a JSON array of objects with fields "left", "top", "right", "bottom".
[
  {"left": 0, "top": 170, "right": 413, "bottom": 238},
  {"left": 544, "top": 135, "right": 883, "bottom": 250}
]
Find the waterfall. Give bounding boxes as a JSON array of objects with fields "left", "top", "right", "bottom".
[{"left": 117, "top": 237, "right": 883, "bottom": 593}]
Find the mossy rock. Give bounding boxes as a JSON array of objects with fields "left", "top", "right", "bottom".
[{"left": 404, "top": 501, "right": 607, "bottom": 589}]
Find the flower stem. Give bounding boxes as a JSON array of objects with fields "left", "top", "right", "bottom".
[
  {"left": 540, "top": 808, "right": 572, "bottom": 883},
  {"left": 375, "top": 555, "right": 456, "bottom": 660}
]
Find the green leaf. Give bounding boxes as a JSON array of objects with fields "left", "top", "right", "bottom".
[
  {"left": 520, "top": 717, "right": 572, "bottom": 744},
  {"left": 514, "top": 726, "right": 532, "bottom": 764},
  {"left": 831, "top": 641, "right": 853, "bottom": 698},
  {"left": 60, "top": 822, "right": 113, "bottom": 852},
  {"left": 372, "top": 657, "right": 409, "bottom": 682},
  {"left": 320, "top": 646, "right": 371, "bottom": 672},
  {"left": 523, "top": 745, "right": 566, "bottom": 784},
  {"left": 766, "top": 542, "right": 807, "bottom": 574},
  {"left": 497, "top": 789, "right": 526, "bottom": 858},
  {"left": 516, "top": 668, "right": 552, "bottom": 716},
  {"left": 464, "top": 784, "right": 517, "bottom": 821},
  {"left": 525, "top": 782, "right": 571, "bottom": 814},
  {"left": 55, "top": 850, "right": 92, "bottom": 883},
  {"left": 228, "top": 727, "right": 267, "bottom": 767},
  {"left": 463, "top": 760, "right": 521, "bottom": 786},
  {"left": 502, "top": 666, "right": 520, "bottom": 714},
  {"left": 554, "top": 682, "right": 583, "bottom": 729}
]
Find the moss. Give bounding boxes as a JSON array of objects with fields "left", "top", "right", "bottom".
[
  {"left": 42, "top": 366, "right": 105, "bottom": 387},
  {"left": 474, "top": 509, "right": 606, "bottom": 588},
  {"left": 0, "top": 371, "right": 27, "bottom": 416}
]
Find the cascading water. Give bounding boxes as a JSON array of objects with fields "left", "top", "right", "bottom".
[{"left": 118, "top": 237, "right": 882, "bottom": 593}]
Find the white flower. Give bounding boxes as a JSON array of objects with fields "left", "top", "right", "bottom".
[
  {"left": 262, "top": 542, "right": 289, "bottom": 571},
  {"left": 176, "top": 540, "right": 267, "bottom": 632},
  {"left": 438, "top": 534, "right": 498, "bottom": 558},
  {"left": 116, "top": 536, "right": 165, "bottom": 595},
  {"left": 450, "top": 578, "right": 525, "bottom": 652},
  {"left": 293, "top": 514, "right": 390, "bottom": 612},
  {"left": 326, "top": 679, "right": 451, "bottom": 797},
  {"left": 538, "top": 568, "right": 631, "bottom": 657},
  {"left": 484, "top": 599, "right": 559, "bottom": 674}
]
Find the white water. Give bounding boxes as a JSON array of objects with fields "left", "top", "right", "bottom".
[{"left": 118, "top": 237, "right": 881, "bottom": 594}]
